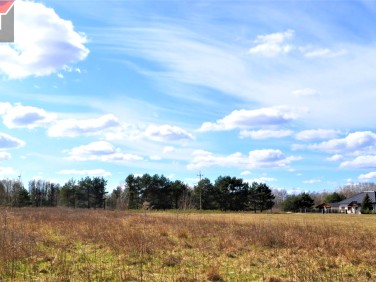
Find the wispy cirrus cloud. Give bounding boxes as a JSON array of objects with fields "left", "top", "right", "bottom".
[{"left": 303, "top": 48, "right": 346, "bottom": 58}]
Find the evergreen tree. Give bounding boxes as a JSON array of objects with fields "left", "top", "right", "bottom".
[
  {"left": 283, "top": 193, "right": 314, "bottom": 212},
  {"left": 14, "top": 187, "right": 30, "bottom": 207},
  {"left": 361, "top": 193, "right": 373, "bottom": 214},
  {"left": 250, "top": 182, "right": 275, "bottom": 212},
  {"left": 325, "top": 192, "right": 345, "bottom": 203},
  {"left": 193, "top": 178, "right": 220, "bottom": 210},
  {"left": 60, "top": 179, "right": 77, "bottom": 207}
]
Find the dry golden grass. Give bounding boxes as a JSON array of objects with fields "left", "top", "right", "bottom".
[{"left": 1, "top": 208, "right": 376, "bottom": 281}]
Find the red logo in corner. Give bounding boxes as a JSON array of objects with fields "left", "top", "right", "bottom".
[{"left": 0, "top": 0, "right": 14, "bottom": 42}]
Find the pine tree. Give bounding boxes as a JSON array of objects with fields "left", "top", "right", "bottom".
[{"left": 361, "top": 193, "right": 373, "bottom": 214}]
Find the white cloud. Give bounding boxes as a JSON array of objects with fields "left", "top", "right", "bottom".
[
  {"left": 340, "top": 155, "right": 376, "bottom": 169},
  {"left": 246, "top": 177, "right": 276, "bottom": 183},
  {"left": 239, "top": 129, "right": 293, "bottom": 139},
  {"left": 359, "top": 172, "right": 376, "bottom": 181},
  {"left": 0, "top": 132, "right": 26, "bottom": 149},
  {"left": 0, "top": 167, "right": 17, "bottom": 177},
  {"left": 144, "top": 124, "right": 194, "bottom": 142},
  {"left": 0, "top": 152, "right": 11, "bottom": 161},
  {"left": 48, "top": 114, "right": 120, "bottom": 137},
  {"left": 2, "top": 104, "right": 55, "bottom": 129},
  {"left": 0, "top": 103, "right": 12, "bottom": 115},
  {"left": 0, "top": 1, "right": 89, "bottom": 79},
  {"left": 59, "top": 169, "right": 112, "bottom": 177},
  {"left": 187, "top": 149, "right": 301, "bottom": 170},
  {"left": 326, "top": 154, "right": 343, "bottom": 162},
  {"left": 304, "top": 48, "right": 346, "bottom": 58},
  {"left": 293, "top": 88, "right": 318, "bottom": 97},
  {"left": 249, "top": 30, "right": 294, "bottom": 57},
  {"left": 303, "top": 179, "right": 321, "bottom": 184},
  {"left": 199, "top": 106, "right": 297, "bottom": 132},
  {"left": 66, "top": 141, "right": 143, "bottom": 162},
  {"left": 309, "top": 131, "right": 376, "bottom": 153},
  {"left": 295, "top": 129, "right": 340, "bottom": 141},
  {"left": 240, "top": 170, "right": 251, "bottom": 176}
]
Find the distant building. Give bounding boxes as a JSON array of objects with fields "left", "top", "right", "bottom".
[
  {"left": 316, "top": 191, "right": 376, "bottom": 214},
  {"left": 337, "top": 191, "right": 376, "bottom": 214}
]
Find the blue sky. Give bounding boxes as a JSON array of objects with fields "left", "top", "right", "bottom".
[{"left": 1, "top": 0, "right": 376, "bottom": 193}]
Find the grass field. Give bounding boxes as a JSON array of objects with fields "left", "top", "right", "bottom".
[{"left": 1, "top": 208, "right": 376, "bottom": 281}]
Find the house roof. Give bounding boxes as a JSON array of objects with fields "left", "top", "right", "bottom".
[
  {"left": 315, "top": 202, "right": 340, "bottom": 208},
  {"left": 337, "top": 191, "right": 376, "bottom": 205},
  {"left": 0, "top": 1, "right": 14, "bottom": 15}
]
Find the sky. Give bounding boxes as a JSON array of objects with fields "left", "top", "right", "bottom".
[{"left": 1, "top": 0, "right": 376, "bottom": 193}]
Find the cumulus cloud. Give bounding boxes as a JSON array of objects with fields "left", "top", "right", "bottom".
[
  {"left": 340, "top": 155, "right": 376, "bottom": 169},
  {"left": 309, "top": 131, "right": 376, "bottom": 153},
  {"left": 0, "top": 132, "right": 25, "bottom": 149},
  {"left": 187, "top": 149, "right": 300, "bottom": 170},
  {"left": 239, "top": 129, "right": 293, "bottom": 139},
  {"left": 359, "top": 172, "right": 376, "bottom": 181},
  {"left": 199, "top": 106, "right": 297, "bottom": 132},
  {"left": 58, "top": 169, "right": 112, "bottom": 177},
  {"left": 66, "top": 141, "right": 143, "bottom": 162},
  {"left": 48, "top": 114, "right": 120, "bottom": 137},
  {"left": 0, "top": 0, "right": 89, "bottom": 79},
  {"left": 144, "top": 124, "right": 194, "bottom": 142},
  {"left": 0, "top": 103, "right": 12, "bottom": 115},
  {"left": 2, "top": 104, "right": 55, "bottom": 129},
  {"left": 295, "top": 129, "right": 340, "bottom": 141},
  {"left": 249, "top": 30, "right": 294, "bottom": 57},
  {"left": 326, "top": 154, "right": 344, "bottom": 162}
]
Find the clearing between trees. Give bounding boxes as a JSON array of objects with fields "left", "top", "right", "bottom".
[{"left": 0, "top": 208, "right": 375, "bottom": 281}]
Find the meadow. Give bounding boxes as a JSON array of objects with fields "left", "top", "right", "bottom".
[{"left": 1, "top": 208, "right": 376, "bottom": 282}]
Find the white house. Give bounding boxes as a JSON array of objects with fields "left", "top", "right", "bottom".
[{"left": 336, "top": 191, "right": 376, "bottom": 214}]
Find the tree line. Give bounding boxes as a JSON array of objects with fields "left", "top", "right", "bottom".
[
  {"left": 0, "top": 174, "right": 275, "bottom": 212},
  {"left": 0, "top": 177, "right": 107, "bottom": 209},
  {"left": 106, "top": 174, "right": 275, "bottom": 212},
  {"left": 1, "top": 174, "right": 374, "bottom": 212}
]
